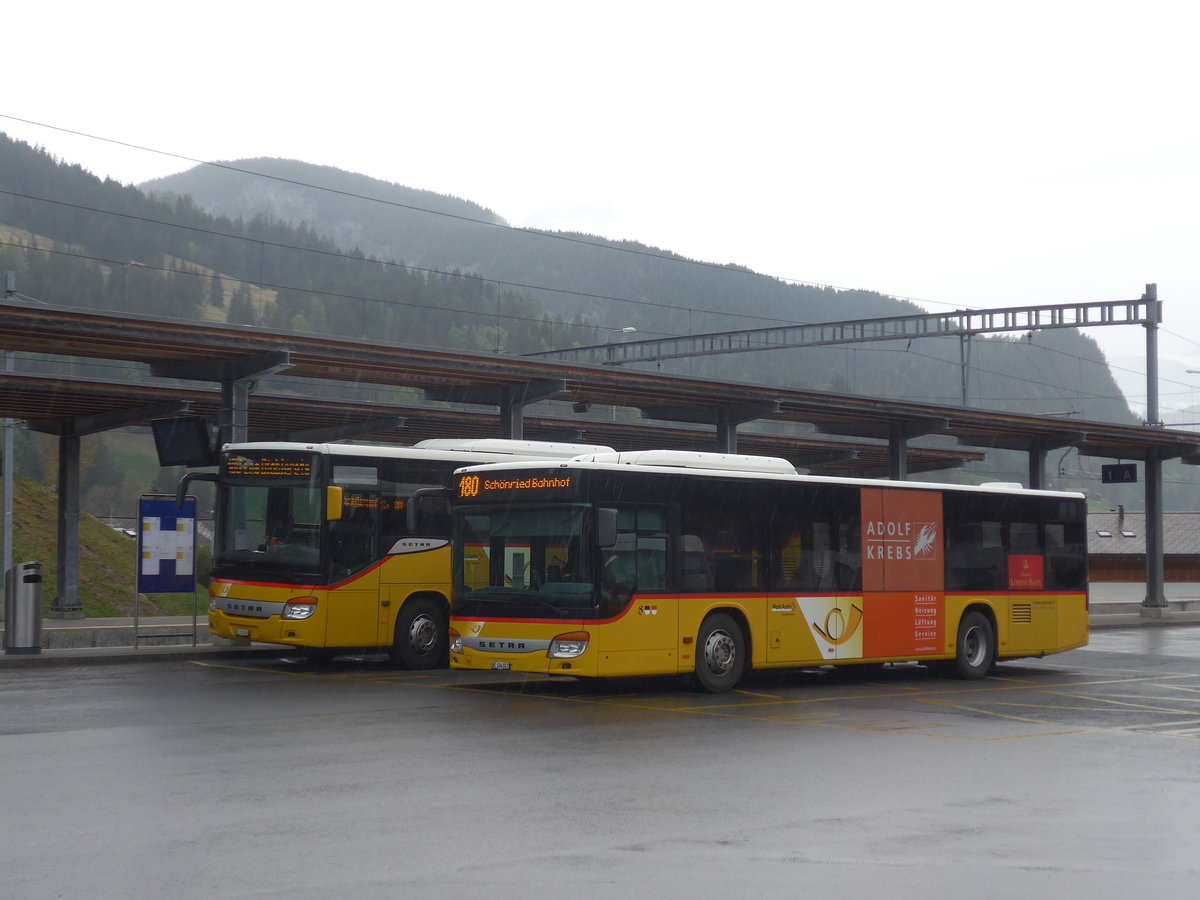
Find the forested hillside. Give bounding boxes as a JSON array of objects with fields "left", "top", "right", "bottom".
[
  {"left": 0, "top": 135, "right": 580, "bottom": 355},
  {"left": 2, "top": 133, "right": 1136, "bottom": 422},
  {"left": 0, "top": 131, "right": 1169, "bottom": 510},
  {"left": 144, "top": 155, "right": 1136, "bottom": 423}
]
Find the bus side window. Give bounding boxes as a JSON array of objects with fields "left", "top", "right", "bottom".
[
  {"left": 767, "top": 484, "right": 858, "bottom": 593},
  {"left": 775, "top": 532, "right": 803, "bottom": 588},
  {"left": 1009, "top": 522, "right": 1039, "bottom": 551},
  {"left": 786, "top": 521, "right": 841, "bottom": 591},
  {"left": 681, "top": 535, "right": 713, "bottom": 592},
  {"left": 767, "top": 524, "right": 814, "bottom": 592},
  {"left": 834, "top": 521, "right": 861, "bottom": 591},
  {"left": 806, "top": 523, "right": 836, "bottom": 591},
  {"left": 1045, "top": 521, "right": 1086, "bottom": 590},
  {"left": 946, "top": 521, "right": 1004, "bottom": 590},
  {"left": 600, "top": 540, "right": 637, "bottom": 616},
  {"left": 601, "top": 507, "right": 668, "bottom": 604},
  {"left": 678, "top": 509, "right": 760, "bottom": 593},
  {"left": 329, "top": 502, "right": 378, "bottom": 574}
]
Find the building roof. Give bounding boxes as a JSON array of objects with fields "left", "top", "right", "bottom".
[
  {"left": 1088, "top": 511, "right": 1200, "bottom": 556},
  {"left": 4, "top": 302, "right": 1200, "bottom": 476}
]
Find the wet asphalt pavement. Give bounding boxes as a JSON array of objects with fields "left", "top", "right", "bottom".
[{"left": 3, "top": 628, "right": 1200, "bottom": 898}]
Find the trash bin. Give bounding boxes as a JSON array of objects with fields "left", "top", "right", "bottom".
[{"left": 4, "top": 561, "right": 43, "bottom": 655}]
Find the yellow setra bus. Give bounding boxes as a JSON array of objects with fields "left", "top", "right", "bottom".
[
  {"left": 203, "top": 439, "right": 610, "bottom": 666},
  {"left": 448, "top": 450, "right": 1089, "bottom": 691}
]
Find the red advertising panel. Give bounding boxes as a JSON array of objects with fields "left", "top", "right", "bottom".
[
  {"left": 860, "top": 488, "right": 944, "bottom": 592},
  {"left": 861, "top": 593, "right": 944, "bottom": 658},
  {"left": 1007, "top": 554, "right": 1045, "bottom": 590}
]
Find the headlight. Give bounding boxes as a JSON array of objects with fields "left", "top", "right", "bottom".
[
  {"left": 548, "top": 631, "right": 590, "bottom": 659},
  {"left": 282, "top": 597, "right": 319, "bottom": 620}
]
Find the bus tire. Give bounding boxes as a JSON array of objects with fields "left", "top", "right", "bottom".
[
  {"left": 693, "top": 612, "right": 746, "bottom": 693},
  {"left": 954, "top": 610, "right": 995, "bottom": 679},
  {"left": 390, "top": 597, "right": 446, "bottom": 669}
]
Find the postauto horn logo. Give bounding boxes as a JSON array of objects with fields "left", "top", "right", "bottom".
[{"left": 797, "top": 597, "right": 864, "bottom": 660}]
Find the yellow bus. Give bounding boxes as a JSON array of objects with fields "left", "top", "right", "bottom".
[
  {"left": 448, "top": 450, "right": 1089, "bottom": 691},
  {"left": 201, "top": 439, "right": 610, "bottom": 666}
]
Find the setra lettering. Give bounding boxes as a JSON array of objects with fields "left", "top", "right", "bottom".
[
  {"left": 482, "top": 640, "right": 526, "bottom": 650},
  {"left": 228, "top": 602, "right": 263, "bottom": 613}
]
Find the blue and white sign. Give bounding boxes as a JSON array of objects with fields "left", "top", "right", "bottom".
[{"left": 137, "top": 494, "right": 197, "bottom": 594}]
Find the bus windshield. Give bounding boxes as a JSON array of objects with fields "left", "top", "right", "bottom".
[
  {"left": 454, "top": 504, "right": 600, "bottom": 618},
  {"left": 213, "top": 450, "right": 325, "bottom": 583}
]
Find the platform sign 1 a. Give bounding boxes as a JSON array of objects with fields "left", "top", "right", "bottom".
[
  {"left": 137, "top": 494, "right": 197, "bottom": 594},
  {"left": 1101, "top": 463, "right": 1138, "bottom": 485}
]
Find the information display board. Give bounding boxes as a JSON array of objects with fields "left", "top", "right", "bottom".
[{"left": 137, "top": 494, "right": 197, "bottom": 594}]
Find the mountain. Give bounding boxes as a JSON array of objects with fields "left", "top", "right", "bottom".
[
  {"left": 0, "top": 132, "right": 1159, "bottom": 505},
  {"left": 143, "top": 158, "right": 507, "bottom": 269},
  {"left": 0, "top": 134, "right": 569, "bottom": 355},
  {"left": 141, "top": 155, "right": 1137, "bottom": 425}
]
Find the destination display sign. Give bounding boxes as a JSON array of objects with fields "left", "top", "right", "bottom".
[
  {"left": 223, "top": 452, "right": 316, "bottom": 482},
  {"left": 457, "top": 471, "right": 574, "bottom": 500}
]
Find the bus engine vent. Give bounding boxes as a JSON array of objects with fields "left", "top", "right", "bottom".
[{"left": 1011, "top": 603, "right": 1033, "bottom": 625}]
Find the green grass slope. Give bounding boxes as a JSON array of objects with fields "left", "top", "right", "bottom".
[{"left": 6, "top": 476, "right": 205, "bottom": 617}]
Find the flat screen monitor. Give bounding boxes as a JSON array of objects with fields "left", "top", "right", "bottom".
[{"left": 151, "top": 417, "right": 216, "bottom": 467}]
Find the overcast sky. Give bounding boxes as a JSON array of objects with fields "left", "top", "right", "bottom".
[{"left": 3, "top": 1, "right": 1197, "bottom": 421}]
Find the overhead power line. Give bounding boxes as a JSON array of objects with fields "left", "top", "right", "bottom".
[
  {"left": 0, "top": 117, "right": 1143, "bottom": 413},
  {"left": 0, "top": 113, "right": 834, "bottom": 285},
  {"left": 8, "top": 112, "right": 1143, "bottom": 316},
  {"left": 0, "top": 242, "right": 1138, "bottom": 413},
  {"left": 0, "top": 187, "right": 798, "bottom": 329}
]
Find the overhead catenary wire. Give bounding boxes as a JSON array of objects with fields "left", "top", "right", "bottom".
[
  {"left": 0, "top": 188, "right": 802, "bottom": 330},
  {"left": 0, "top": 114, "right": 838, "bottom": 287},
  {"left": 1, "top": 114, "right": 1151, "bottom": 330},
  {"left": 0, "top": 116, "right": 1155, "bottom": 417},
  {"left": 0, "top": 236, "right": 1143, "bottom": 413}
]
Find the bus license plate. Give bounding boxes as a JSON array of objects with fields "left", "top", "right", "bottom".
[{"left": 492, "top": 661, "right": 511, "bottom": 671}]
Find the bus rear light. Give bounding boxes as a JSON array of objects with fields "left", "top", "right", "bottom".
[
  {"left": 282, "top": 597, "right": 319, "bottom": 620},
  {"left": 549, "top": 631, "right": 590, "bottom": 659},
  {"left": 449, "top": 627, "right": 463, "bottom": 654}
]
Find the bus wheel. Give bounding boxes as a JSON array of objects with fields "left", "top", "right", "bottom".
[
  {"left": 954, "top": 610, "right": 995, "bottom": 679},
  {"left": 390, "top": 597, "right": 446, "bottom": 669},
  {"left": 693, "top": 613, "right": 746, "bottom": 693}
]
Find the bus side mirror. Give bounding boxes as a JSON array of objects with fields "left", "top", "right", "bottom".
[
  {"left": 176, "top": 471, "right": 217, "bottom": 510},
  {"left": 598, "top": 508, "right": 618, "bottom": 549},
  {"left": 327, "top": 485, "right": 344, "bottom": 521}
]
